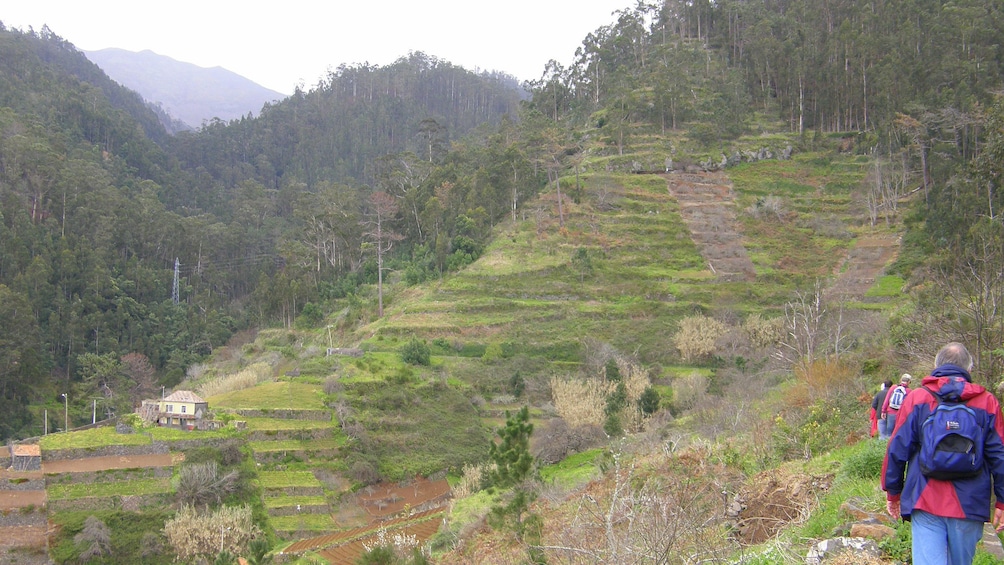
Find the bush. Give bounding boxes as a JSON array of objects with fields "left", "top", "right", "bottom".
[
  {"left": 176, "top": 461, "right": 239, "bottom": 507},
  {"left": 400, "top": 338, "right": 431, "bottom": 366},
  {"left": 839, "top": 438, "right": 886, "bottom": 480},
  {"left": 296, "top": 302, "right": 324, "bottom": 328},
  {"left": 673, "top": 315, "right": 728, "bottom": 361}
]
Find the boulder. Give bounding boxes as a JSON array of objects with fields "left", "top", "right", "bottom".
[{"left": 805, "top": 537, "right": 882, "bottom": 564}]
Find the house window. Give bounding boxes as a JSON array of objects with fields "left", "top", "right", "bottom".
[
  {"left": 166, "top": 405, "right": 173, "bottom": 413},
  {"left": 182, "top": 405, "right": 187, "bottom": 413}
]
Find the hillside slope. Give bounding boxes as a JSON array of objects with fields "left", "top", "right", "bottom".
[{"left": 85, "top": 48, "right": 286, "bottom": 129}]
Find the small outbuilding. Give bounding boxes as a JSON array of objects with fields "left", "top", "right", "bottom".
[
  {"left": 10, "top": 444, "right": 41, "bottom": 471},
  {"left": 158, "top": 390, "right": 208, "bottom": 430}
]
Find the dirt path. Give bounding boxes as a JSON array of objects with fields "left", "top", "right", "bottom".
[
  {"left": 41, "top": 453, "right": 175, "bottom": 474},
  {"left": 663, "top": 172, "right": 756, "bottom": 282},
  {"left": 824, "top": 233, "right": 900, "bottom": 303},
  {"left": 0, "top": 491, "right": 45, "bottom": 511}
]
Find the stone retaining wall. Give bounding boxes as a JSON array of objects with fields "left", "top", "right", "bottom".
[
  {"left": 0, "top": 477, "right": 45, "bottom": 491},
  {"left": 237, "top": 409, "right": 332, "bottom": 421},
  {"left": 262, "top": 486, "right": 324, "bottom": 497},
  {"left": 0, "top": 508, "right": 47, "bottom": 528},
  {"left": 164, "top": 437, "right": 243, "bottom": 452}
]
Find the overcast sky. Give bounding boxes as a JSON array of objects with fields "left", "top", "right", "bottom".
[{"left": 3, "top": 1, "right": 631, "bottom": 95}]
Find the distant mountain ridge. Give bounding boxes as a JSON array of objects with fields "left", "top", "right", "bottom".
[{"left": 84, "top": 48, "right": 286, "bottom": 131}]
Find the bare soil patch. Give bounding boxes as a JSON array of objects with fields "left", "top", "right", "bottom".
[
  {"left": 735, "top": 469, "right": 833, "bottom": 545},
  {"left": 663, "top": 171, "right": 755, "bottom": 281},
  {"left": 355, "top": 477, "right": 450, "bottom": 519},
  {"left": 0, "top": 491, "right": 45, "bottom": 511},
  {"left": 41, "top": 453, "right": 174, "bottom": 474},
  {"left": 0, "top": 524, "right": 47, "bottom": 551},
  {"left": 825, "top": 233, "right": 900, "bottom": 302}
]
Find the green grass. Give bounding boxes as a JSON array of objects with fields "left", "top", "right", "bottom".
[
  {"left": 249, "top": 437, "right": 347, "bottom": 452},
  {"left": 269, "top": 513, "right": 337, "bottom": 532},
  {"left": 47, "top": 478, "right": 172, "bottom": 500},
  {"left": 540, "top": 448, "right": 604, "bottom": 487},
  {"left": 210, "top": 381, "right": 326, "bottom": 410},
  {"left": 242, "top": 417, "right": 335, "bottom": 431},
  {"left": 39, "top": 426, "right": 152, "bottom": 450},
  {"left": 264, "top": 495, "right": 328, "bottom": 508},
  {"left": 865, "top": 275, "right": 906, "bottom": 298},
  {"left": 257, "top": 471, "right": 322, "bottom": 489},
  {"left": 146, "top": 425, "right": 238, "bottom": 441}
]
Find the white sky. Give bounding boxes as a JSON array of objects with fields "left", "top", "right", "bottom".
[{"left": 3, "top": 1, "right": 631, "bottom": 95}]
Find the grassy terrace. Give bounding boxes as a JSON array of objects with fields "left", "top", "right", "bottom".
[
  {"left": 257, "top": 471, "right": 323, "bottom": 489},
  {"left": 210, "top": 381, "right": 326, "bottom": 410},
  {"left": 264, "top": 494, "right": 328, "bottom": 509},
  {"left": 243, "top": 417, "right": 335, "bottom": 431},
  {"left": 249, "top": 437, "right": 346, "bottom": 452},
  {"left": 39, "top": 427, "right": 151, "bottom": 450},
  {"left": 269, "top": 513, "right": 336, "bottom": 532},
  {"left": 47, "top": 478, "right": 172, "bottom": 500}
]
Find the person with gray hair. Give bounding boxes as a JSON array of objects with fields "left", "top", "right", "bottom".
[
  {"left": 934, "top": 341, "right": 974, "bottom": 371},
  {"left": 880, "top": 373, "right": 913, "bottom": 439},
  {"left": 883, "top": 342, "right": 1004, "bottom": 565}
]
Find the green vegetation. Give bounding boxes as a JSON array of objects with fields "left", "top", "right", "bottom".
[
  {"left": 210, "top": 381, "right": 327, "bottom": 410},
  {"left": 5, "top": 2, "right": 1004, "bottom": 563},
  {"left": 256, "top": 471, "right": 322, "bottom": 490},
  {"left": 47, "top": 478, "right": 172, "bottom": 500},
  {"left": 39, "top": 428, "right": 152, "bottom": 450}
]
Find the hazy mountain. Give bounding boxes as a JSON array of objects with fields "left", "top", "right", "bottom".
[{"left": 84, "top": 48, "right": 286, "bottom": 130}]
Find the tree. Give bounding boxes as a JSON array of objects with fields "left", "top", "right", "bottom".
[
  {"left": 360, "top": 191, "right": 404, "bottom": 317},
  {"left": 176, "top": 461, "right": 240, "bottom": 509},
  {"left": 399, "top": 338, "right": 431, "bottom": 366},
  {"left": 489, "top": 406, "right": 534, "bottom": 488},
  {"left": 75, "top": 515, "right": 112, "bottom": 562},
  {"left": 486, "top": 407, "right": 541, "bottom": 549},
  {"left": 638, "top": 386, "right": 661, "bottom": 415}
]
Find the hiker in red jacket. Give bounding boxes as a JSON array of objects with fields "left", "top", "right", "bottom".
[{"left": 882, "top": 342, "right": 1004, "bottom": 565}]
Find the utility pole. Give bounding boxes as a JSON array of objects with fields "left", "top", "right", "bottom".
[
  {"left": 61, "top": 393, "right": 68, "bottom": 432},
  {"left": 172, "top": 258, "right": 180, "bottom": 305}
]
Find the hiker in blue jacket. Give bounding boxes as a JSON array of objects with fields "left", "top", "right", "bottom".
[{"left": 882, "top": 342, "right": 1004, "bottom": 565}]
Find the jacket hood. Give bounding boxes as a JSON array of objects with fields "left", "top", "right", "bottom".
[{"left": 922, "top": 364, "right": 984, "bottom": 401}]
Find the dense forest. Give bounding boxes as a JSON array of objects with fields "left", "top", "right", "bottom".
[{"left": 1, "top": 0, "right": 1003, "bottom": 442}]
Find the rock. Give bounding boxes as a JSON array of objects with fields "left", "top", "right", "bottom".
[
  {"left": 805, "top": 537, "right": 882, "bottom": 564},
  {"left": 840, "top": 497, "right": 894, "bottom": 524},
  {"left": 839, "top": 497, "right": 873, "bottom": 521},
  {"left": 850, "top": 522, "right": 897, "bottom": 540}
]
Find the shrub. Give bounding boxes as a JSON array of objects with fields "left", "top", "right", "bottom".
[
  {"left": 296, "top": 302, "right": 324, "bottom": 328},
  {"left": 743, "top": 314, "right": 785, "bottom": 350},
  {"left": 400, "top": 338, "right": 431, "bottom": 366},
  {"left": 638, "top": 386, "right": 661, "bottom": 414},
  {"left": 745, "top": 195, "right": 785, "bottom": 220},
  {"left": 673, "top": 315, "right": 728, "bottom": 361},
  {"left": 482, "top": 343, "right": 504, "bottom": 364},
  {"left": 176, "top": 461, "right": 239, "bottom": 508},
  {"left": 839, "top": 438, "right": 887, "bottom": 480},
  {"left": 74, "top": 515, "right": 112, "bottom": 561},
  {"left": 163, "top": 505, "right": 260, "bottom": 562}
]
